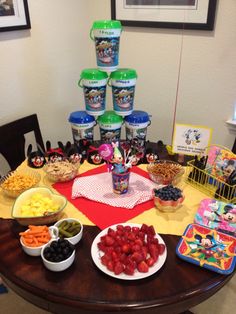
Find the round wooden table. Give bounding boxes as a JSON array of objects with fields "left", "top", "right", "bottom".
[{"left": 0, "top": 218, "right": 234, "bottom": 314}]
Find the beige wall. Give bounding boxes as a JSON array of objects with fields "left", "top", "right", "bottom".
[{"left": 0, "top": 0, "right": 236, "bottom": 150}]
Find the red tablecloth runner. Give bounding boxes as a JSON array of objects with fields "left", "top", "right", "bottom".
[{"left": 53, "top": 165, "right": 154, "bottom": 230}]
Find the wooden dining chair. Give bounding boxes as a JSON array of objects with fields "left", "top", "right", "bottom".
[{"left": 0, "top": 114, "right": 45, "bottom": 172}]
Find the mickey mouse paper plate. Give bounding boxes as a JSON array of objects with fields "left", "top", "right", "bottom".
[
  {"left": 176, "top": 223, "right": 236, "bottom": 275},
  {"left": 194, "top": 198, "right": 236, "bottom": 237}
]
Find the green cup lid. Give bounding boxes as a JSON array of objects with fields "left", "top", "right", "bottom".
[
  {"left": 92, "top": 20, "right": 122, "bottom": 30},
  {"left": 97, "top": 111, "right": 123, "bottom": 124},
  {"left": 110, "top": 68, "right": 138, "bottom": 80},
  {"left": 80, "top": 69, "right": 108, "bottom": 81}
]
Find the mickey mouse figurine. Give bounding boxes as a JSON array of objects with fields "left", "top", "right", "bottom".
[
  {"left": 58, "top": 141, "right": 82, "bottom": 164},
  {"left": 87, "top": 145, "right": 104, "bottom": 165},
  {"left": 27, "top": 144, "right": 46, "bottom": 169},
  {"left": 46, "top": 141, "right": 64, "bottom": 162}
]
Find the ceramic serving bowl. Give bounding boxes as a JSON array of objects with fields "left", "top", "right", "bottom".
[
  {"left": 153, "top": 185, "right": 185, "bottom": 213},
  {"left": 147, "top": 160, "right": 184, "bottom": 185},
  {"left": 41, "top": 239, "right": 75, "bottom": 272},
  {"left": 43, "top": 160, "right": 80, "bottom": 182},
  {"left": 154, "top": 195, "right": 185, "bottom": 213},
  {"left": 0, "top": 169, "right": 41, "bottom": 198},
  {"left": 12, "top": 187, "right": 67, "bottom": 226},
  {"left": 20, "top": 226, "right": 59, "bottom": 256},
  {"left": 54, "top": 218, "right": 83, "bottom": 245}
]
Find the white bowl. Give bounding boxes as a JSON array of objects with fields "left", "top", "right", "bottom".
[
  {"left": 54, "top": 218, "right": 83, "bottom": 245},
  {"left": 20, "top": 226, "right": 59, "bottom": 256},
  {"left": 41, "top": 239, "right": 75, "bottom": 272}
]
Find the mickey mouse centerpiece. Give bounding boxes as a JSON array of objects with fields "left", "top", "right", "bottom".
[{"left": 97, "top": 139, "right": 144, "bottom": 194}]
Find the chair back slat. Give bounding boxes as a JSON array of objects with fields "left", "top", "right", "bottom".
[{"left": 0, "top": 114, "right": 45, "bottom": 171}]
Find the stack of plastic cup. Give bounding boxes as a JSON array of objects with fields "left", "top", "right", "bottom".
[
  {"left": 90, "top": 20, "right": 122, "bottom": 72},
  {"left": 97, "top": 110, "right": 123, "bottom": 142},
  {"left": 124, "top": 110, "right": 151, "bottom": 146},
  {"left": 108, "top": 68, "right": 138, "bottom": 116},
  {"left": 78, "top": 69, "right": 108, "bottom": 116},
  {"left": 68, "top": 111, "right": 96, "bottom": 144}
]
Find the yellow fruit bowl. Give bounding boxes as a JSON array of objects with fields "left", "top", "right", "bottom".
[{"left": 12, "top": 187, "right": 67, "bottom": 226}]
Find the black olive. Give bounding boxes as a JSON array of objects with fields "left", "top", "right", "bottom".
[
  {"left": 44, "top": 252, "right": 51, "bottom": 260},
  {"left": 44, "top": 247, "right": 51, "bottom": 254},
  {"left": 57, "top": 254, "right": 64, "bottom": 261},
  {"left": 56, "top": 247, "right": 62, "bottom": 254},
  {"left": 62, "top": 247, "right": 69, "bottom": 256},
  {"left": 50, "top": 241, "right": 58, "bottom": 249}
]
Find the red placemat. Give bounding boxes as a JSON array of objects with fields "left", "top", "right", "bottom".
[{"left": 53, "top": 165, "right": 154, "bottom": 230}]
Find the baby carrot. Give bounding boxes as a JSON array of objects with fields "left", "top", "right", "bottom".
[{"left": 20, "top": 225, "right": 51, "bottom": 248}]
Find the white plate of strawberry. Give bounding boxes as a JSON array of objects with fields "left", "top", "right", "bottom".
[{"left": 91, "top": 223, "right": 167, "bottom": 280}]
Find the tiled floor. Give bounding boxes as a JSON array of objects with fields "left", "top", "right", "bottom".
[{"left": 0, "top": 275, "right": 235, "bottom": 314}]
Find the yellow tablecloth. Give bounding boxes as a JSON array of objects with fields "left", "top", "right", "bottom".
[{"left": 0, "top": 161, "right": 209, "bottom": 236}]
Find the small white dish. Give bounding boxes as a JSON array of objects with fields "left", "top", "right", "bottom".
[
  {"left": 54, "top": 218, "right": 83, "bottom": 245},
  {"left": 20, "top": 226, "right": 59, "bottom": 257},
  {"left": 41, "top": 239, "right": 75, "bottom": 272}
]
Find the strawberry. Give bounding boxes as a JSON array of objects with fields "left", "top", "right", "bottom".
[
  {"left": 127, "top": 232, "right": 136, "bottom": 241},
  {"left": 124, "top": 225, "right": 131, "bottom": 232},
  {"left": 101, "top": 255, "right": 109, "bottom": 266},
  {"left": 131, "top": 252, "right": 144, "bottom": 263},
  {"left": 107, "top": 260, "right": 114, "bottom": 271},
  {"left": 147, "top": 234, "right": 155, "bottom": 243},
  {"left": 141, "top": 246, "right": 148, "bottom": 259},
  {"left": 137, "top": 261, "right": 149, "bottom": 273},
  {"left": 149, "top": 238, "right": 159, "bottom": 245},
  {"left": 147, "top": 225, "right": 156, "bottom": 235},
  {"left": 119, "top": 253, "right": 127, "bottom": 263},
  {"left": 111, "top": 251, "right": 119, "bottom": 261},
  {"left": 121, "top": 243, "right": 131, "bottom": 254},
  {"left": 146, "top": 257, "right": 156, "bottom": 267},
  {"left": 124, "top": 263, "right": 135, "bottom": 275},
  {"left": 138, "top": 231, "right": 145, "bottom": 240},
  {"left": 114, "top": 261, "right": 124, "bottom": 275},
  {"left": 132, "top": 226, "right": 140, "bottom": 233},
  {"left": 131, "top": 244, "right": 141, "bottom": 252},
  {"left": 100, "top": 235, "right": 106, "bottom": 243},
  {"left": 105, "top": 235, "right": 115, "bottom": 246},
  {"left": 114, "top": 246, "right": 122, "bottom": 254},
  {"left": 107, "top": 228, "right": 116, "bottom": 238},
  {"left": 104, "top": 246, "right": 114, "bottom": 255},
  {"left": 116, "top": 229, "right": 124, "bottom": 236},
  {"left": 148, "top": 243, "right": 159, "bottom": 259},
  {"left": 134, "top": 238, "right": 143, "bottom": 247},
  {"left": 141, "top": 223, "right": 148, "bottom": 233},
  {"left": 117, "top": 224, "right": 124, "bottom": 231},
  {"left": 158, "top": 243, "right": 166, "bottom": 255},
  {"left": 97, "top": 242, "right": 106, "bottom": 252},
  {"left": 115, "top": 236, "right": 123, "bottom": 246}
]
